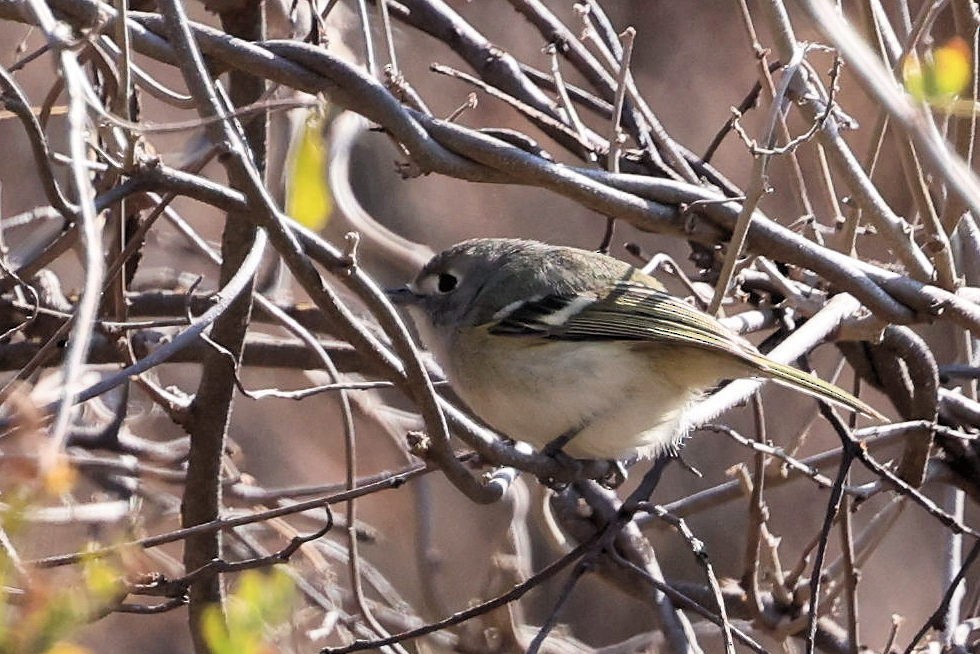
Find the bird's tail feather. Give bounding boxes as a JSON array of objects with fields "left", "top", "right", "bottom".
[{"left": 753, "top": 356, "right": 886, "bottom": 421}]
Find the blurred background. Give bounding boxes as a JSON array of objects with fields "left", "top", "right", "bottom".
[{"left": 1, "top": 1, "right": 977, "bottom": 652}]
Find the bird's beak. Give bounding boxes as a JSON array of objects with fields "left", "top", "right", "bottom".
[{"left": 385, "top": 286, "right": 418, "bottom": 305}]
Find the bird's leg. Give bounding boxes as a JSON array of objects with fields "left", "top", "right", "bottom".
[
  {"left": 542, "top": 427, "right": 627, "bottom": 489},
  {"left": 538, "top": 427, "right": 584, "bottom": 488},
  {"left": 602, "top": 461, "right": 629, "bottom": 489},
  {"left": 542, "top": 426, "right": 581, "bottom": 457}
]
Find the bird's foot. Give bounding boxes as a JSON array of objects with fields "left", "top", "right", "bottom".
[
  {"left": 542, "top": 429, "right": 577, "bottom": 457},
  {"left": 537, "top": 450, "right": 582, "bottom": 490},
  {"left": 599, "top": 460, "right": 628, "bottom": 489}
]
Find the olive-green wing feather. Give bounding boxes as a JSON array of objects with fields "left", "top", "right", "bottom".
[
  {"left": 748, "top": 356, "right": 885, "bottom": 420},
  {"left": 489, "top": 281, "right": 884, "bottom": 420}
]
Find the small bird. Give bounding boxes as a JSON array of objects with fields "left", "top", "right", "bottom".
[{"left": 389, "top": 238, "right": 882, "bottom": 461}]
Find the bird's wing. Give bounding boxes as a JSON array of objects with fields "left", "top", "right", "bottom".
[
  {"left": 487, "top": 280, "right": 885, "bottom": 420},
  {"left": 488, "top": 280, "right": 748, "bottom": 358}
]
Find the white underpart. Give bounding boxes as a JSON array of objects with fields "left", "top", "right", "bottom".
[{"left": 413, "top": 313, "right": 743, "bottom": 460}]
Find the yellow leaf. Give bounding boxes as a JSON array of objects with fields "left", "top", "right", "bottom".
[
  {"left": 285, "top": 108, "right": 332, "bottom": 231},
  {"left": 42, "top": 457, "right": 77, "bottom": 496},
  {"left": 903, "top": 37, "right": 973, "bottom": 103},
  {"left": 44, "top": 643, "right": 92, "bottom": 654},
  {"left": 933, "top": 36, "right": 972, "bottom": 97}
]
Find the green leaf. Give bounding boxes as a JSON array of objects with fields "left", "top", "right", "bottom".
[
  {"left": 201, "top": 603, "right": 237, "bottom": 654},
  {"left": 202, "top": 569, "right": 297, "bottom": 654}
]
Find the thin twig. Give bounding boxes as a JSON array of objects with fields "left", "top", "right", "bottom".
[
  {"left": 707, "top": 45, "right": 806, "bottom": 316},
  {"left": 322, "top": 540, "right": 595, "bottom": 653},
  {"left": 598, "top": 26, "right": 634, "bottom": 253},
  {"left": 903, "top": 541, "right": 980, "bottom": 653}
]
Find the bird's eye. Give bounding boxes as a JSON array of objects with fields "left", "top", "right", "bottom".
[{"left": 437, "top": 272, "right": 458, "bottom": 293}]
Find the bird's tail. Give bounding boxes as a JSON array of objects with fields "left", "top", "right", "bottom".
[{"left": 752, "top": 355, "right": 886, "bottom": 421}]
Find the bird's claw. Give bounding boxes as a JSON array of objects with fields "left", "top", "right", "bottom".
[{"left": 600, "top": 460, "right": 628, "bottom": 489}]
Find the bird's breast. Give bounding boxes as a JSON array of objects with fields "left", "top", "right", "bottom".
[{"left": 440, "top": 331, "right": 728, "bottom": 459}]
